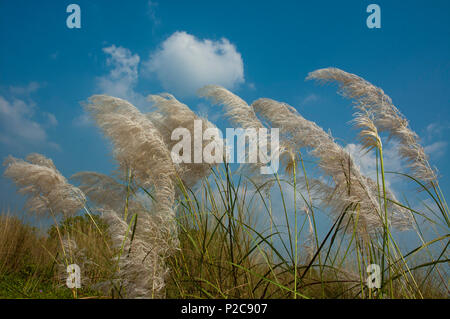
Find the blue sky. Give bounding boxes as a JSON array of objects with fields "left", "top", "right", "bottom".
[{"left": 0, "top": 0, "right": 449, "bottom": 234}]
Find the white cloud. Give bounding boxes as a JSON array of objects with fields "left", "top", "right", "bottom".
[
  {"left": 43, "top": 112, "right": 58, "bottom": 126},
  {"left": 0, "top": 91, "right": 58, "bottom": 150},
  {"left": 72, "top": 112, "right": 92, "bottom": 127},
  {"left": 97, "top": 45, "right": 140, "bottom": 96},
  {"left": 422, "top": 121, "right": 448, "bottom": 160},
  {"left": 425, "top": 122, "right": 449, "bottom": 139},
  {"left": 147, "top": 1, "right": 160, "bottom": 26},
  {"left": 96, "top": 45, "right": 147, "bottom": 109},
  {"left": 424, "top": 141, "right": 447, "bottom": 159},
  {"left": 79, "top": 44, "right": 149, "bottom": 128},
  {"left": 426, "top": 122, "right": 440, "bottom": 136},
  {"left": 301, "top": 93, "right": 319, "bottom": 105},
  {"left": 9, "top": 82, "right": 42, "bottom": 95},
  {"left": 145, "top": 31, "right": 244, "bottom": 97}
]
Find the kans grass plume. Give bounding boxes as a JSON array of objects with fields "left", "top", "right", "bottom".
[
  {"left": 85, "top": 95, "right": 177, "bottom": 220},
  {"left": 71, "top": 172, "right": 173, "bottom": 297},
  {"left": 147, "top": 93, "right": 222, "bottom": 188},
  {"left": 252, "top": 98, "right": 412, "bottom": 232},
  {"left": 198, "top": 85, "right": 265, "bottom": 130},
  {"left": 307, "top": 67, "right": 436, "bottom": 183},
  {"left": 3, "top": 153, "right": 86, "bottom": 217},
  {"left": 198, "top": 85, "right": 281, "bottom": 183},
  {"left": 71, "top": 171, "right": 129, "bottom": 212},
  {"left": 100, "top": 209, "right": 171, "bottom": 298},
  {"left": 85, "top": 95, "right": 180, "bottom": 298}
]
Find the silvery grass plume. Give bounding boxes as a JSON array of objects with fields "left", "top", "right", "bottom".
[
  {"left": 351, "top": 109, "right": 412, "bottom": 229},
  {"left": 147, "top": 93, "right": 222, "bottom": 188},
  {"left": 100, "top": 209, "right": 171, "bottom": 298},
  {"left": 71, "top": 171, "right": 160, "bottom": 225},
  {"left": 307, "top": 67, "right": 436, "bottom": 183},
  {"left": 198, "top": 85, "right": 281, "bottom": 185},
  {"left": 85, "top": 95, "right": 177, "bottom": 222},
  {"left": 85, "top": 95, "right": 180, "bottom": 298},
  {"left": 302, "top": 205, "right": 316, "bottom": 263},
  {"left": 71, "top": 170, "right": 174, "bottom": 297},
  {"left": 198, "top": 85, "right": 265, "bottom": 130},
  {"left": 252, "top": 98, "right": 412, "bottom": 232},
  {"left": 3, "top": 153, "right": 86, "bottom": 217},
  {"left": 71, "top": 171, "right": 130, "bottom": 212}
]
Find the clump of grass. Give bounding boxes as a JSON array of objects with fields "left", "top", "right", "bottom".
[
  {"left": 0, "top": 213, "right": 48, "bottom": 276},
  {"left": 0, "top": 212, "right": 111, "bottom": 298},
  {"left": 1, "top": 68, "right": 448, "bottom": 299}
]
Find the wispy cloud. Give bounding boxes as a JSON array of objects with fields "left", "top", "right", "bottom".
[
  {"left": 0, "top": 84, "right": 59, "bottom": 150},
  {"left": 147, "top": 1, "right": 160, "bottom": 26},
  {"left": 144, "top": 31, "right": 244, "bottom": 97},
  {"left": 96, "top": 45, "right": 147, "bottom": 109},
  {"left": 98, "top": 45, "right": 140, "bottom": 95},
  {"left": 301, "top": 93, "right": 319, "bottom": 105},
  {"left": 50, "top": 51, "right": 59, "bottom": 60},
  {"left": 425, "top": 122, "right": 448, "bottom": 138},
  {"left": 72, "top": 112, "right": 93, "bottom": 127},
  {"left": 424, "top": 141, "right": 447, "bottom": 159},
  {"left": 9, "top": 82, "right": 43, "bottom": 96},
  {"left": 423, "top": 121, "right": 449, "bottom": 160},
  {"left": 76, "top": 44, "right": 148, "bottom": 128},
  {"left": 43, "top": 112, "right": 58, "bottom": 126}
]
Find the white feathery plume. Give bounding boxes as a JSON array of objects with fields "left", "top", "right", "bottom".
[
  {"left": 252, "top": 98, "right": 412, "bottom": 232},
  {"left": 101, "top": 209, "right": 173, "bottom": 298},
  {"left": 25, "top": 153, "right": 57, "bottom": 170},
  {"left": 3, "top": 154, "right": 86, "bottom": 217},
  {"left": 147, "top": 93, "right": 221, "bottom": 188},
  {"left": 70, "top": 171, "right": 152, "bottom": 223},
  {"left": 351, "top": 109, "right": 413, "bottom": 229},
  {"left": 303, "top": 205, "right": 316, "bottom": 263},
  {"left": 307, "top": 67, "right": 436, "bottom": 183},
  {"left": 71, "top": 171, "right": 176, "bottom": 297},
  {"left": 71, "top": 171, "right": 129, "bottom": 212},
  {"left": 198, "top": 85, "right": 281, "bottom": 182},
  {"left": 85, "top": 95, "right": 179, "bottom": 298},
  {"left": 85, "top": 95, "right": 177, "bottom": 220},
  {"left": 253, "top": 99, "right": 326, "bottom": 151},
  {"left": 198, "top": 85, "right": 264, "bottom": 129},
  {"left": 363, "top": 175, "right": 412, "bottom": 231}
]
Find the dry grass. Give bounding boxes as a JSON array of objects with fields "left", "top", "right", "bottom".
[
  {"left": 0, "top": 212, "right": 113, "bottom": 298},
  {"left": 0, "top": 213, "right": 49, "bottom": 275}
]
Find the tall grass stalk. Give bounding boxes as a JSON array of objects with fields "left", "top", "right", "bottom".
[{"left": 2, "top": 69, "right": 448, "bottom": 299}]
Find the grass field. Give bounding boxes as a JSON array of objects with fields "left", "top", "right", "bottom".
[{"left": 1, "top": 68, "right": 448, "bottom": 299}]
